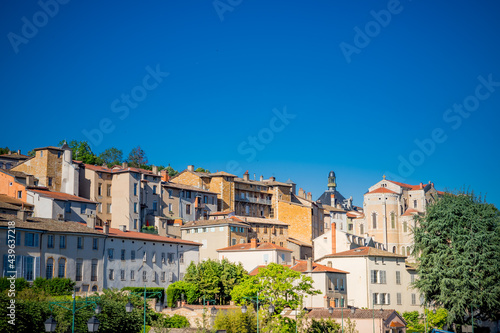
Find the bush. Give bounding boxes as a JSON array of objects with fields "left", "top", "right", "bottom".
[
  {"left": 305, "top": 318, "right": 341, "bottom": 333},
  {"left": 33, "top": 277, "right": 75, "bottom": 296},
  {"left": 0, "top": 277, "right": 30, "bottom": 293},
  {"left": 153, "top": 313, "right": 190, "bottom": 329},
  {"left": 213, "top": 308, "right": 257, "bottom": 333},
  {"left": 166, "top": 281, "right": 198, "bottom": 307}
]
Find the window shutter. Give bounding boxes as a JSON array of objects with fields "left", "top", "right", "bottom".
[{"left": 387, "top": 293, "right": 390, "bottom": 305}]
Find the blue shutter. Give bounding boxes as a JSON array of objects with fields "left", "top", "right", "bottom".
[{"left": 34, "top": 234, "right": 39, "bottom": 247}]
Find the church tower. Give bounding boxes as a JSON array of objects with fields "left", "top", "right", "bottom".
[{"left": 327, "top": 171, "right": 336, "bottom": 191}]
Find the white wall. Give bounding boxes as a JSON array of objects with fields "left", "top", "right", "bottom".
[{"left": 218, "top": 249, "right": 291, "bottom": 273}]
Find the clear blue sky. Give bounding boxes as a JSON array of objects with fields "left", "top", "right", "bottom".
[{"left": 1, "top": 0, "right": 499, "bottom": 208}]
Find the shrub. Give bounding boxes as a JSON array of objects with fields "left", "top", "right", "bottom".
[{"left": 33, "top": 277, "right": 75, "bottom": 296}]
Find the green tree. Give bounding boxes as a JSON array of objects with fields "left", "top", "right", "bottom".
[
  {"left": 195, "top": 167, "right": 210, "bottom": 173},
  {"left": 166, "top": 280, "right": 199, "bottom": 307},
  {"left": 213, "top": 308, "right": 256, "bottom": 333},
  {"left": 427, "top": 308, "right": 448, "bottom": 331},
  {"left": 402, "top": 311, "right": 424, "bottom": 333},
  {"left": 27, "top": 149, "right": 35, "bottom": 157},
  {"left": 0, "top": 147, "right": 10, "bottom": 155},
  {"left": 413, "top": 192, "right": 500, "bottom": 325},
  {"left": 231, "top": 263, "right": 320, "bottom": 314},
  {"left": 165, "top": 165, "right": 179, "bottom": 177},
  {"left": 127, "top": 146, "right": 148, "bottom": 168},
  {"left": 60, "top": 140, "right": 102, "bottom": 164},
  {"left": 305, "top": 318, "right": 340, "bottom": 333},
  {"left": 33, "top": 277, "right": 75, "bottom": 296},
  {"left": 99, "top": 147, "right": 123, "bottom": 167}
]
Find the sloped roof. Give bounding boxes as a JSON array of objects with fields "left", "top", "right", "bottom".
[
  {"left": 0, "top": 194, "right": 34, "bottom": 208},
  {"left": 94, "top": 225, "right": 201, "bottom": 245},
  {"left": 287, "top": 237, "right": 312, "bottom": 247},
  {"left": 401, "top": 208, "right": 421, "bottom": 217},
  {"left": 29, "top": 188, "right": 97, "bottom": 204},
  {"left": 318, "top": 246, "right": 406, "bottom": 259},
  {"left": 234, "top": 215, "right": 288, "bottom": 226},
  {"left": 290, "top": 260, "right": 349, "bottom": 274},
  {"left": 181, "top": 217, "right": 248, "bottom": 228},
  {"left": 387, "top": 180, "right": 422, "bottom": 191},
  {"left": 307, "top": 308, "right": 402, "bottom": 321},
  {"left": 162, "top": 182, "right": 218, "bottom": 194},
  {"left": 366, "top": 187, "right": 398, "bottom": 195},
  {"left": 217, "top": 241, "right": 292, "bottom": 252}
]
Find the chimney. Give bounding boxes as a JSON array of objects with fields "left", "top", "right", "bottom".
[
  {"left": 269, "top": 176, "right": 275, "bottom": 181},
  {"left": 8, "top": 151, "right": 12, "bottom": 155},
  {"left": 122, "top": 162, "right": 128, "bottom": 168},
  {"left": 152, "top": 165, "right": 158, "bottom": 175},
  {"left": 103, "top": 222, "right": 109, "bottom": 234},
  {"left": 307, "top": 192, "right": 312, "bottom": 201},
  {"left": 119, "top": 225, "right": 127, "bottom": 232},
  {"left": 87, "top": 214, "right": 96, "bottom": 229},
  {"left": 307, "top": 257, "right": 313, "bottom": 272},
  {"left": 161, "top": 170, "right": 170, "bottom": 182},
  {"left": 250, "top": 238, "right": 258, "bottom": 249},
  {"left": 17, "top": 150, "right": 21, "bottom": 155},
  {"left": 260, "top": 175, "right": 264, "bottom": 182},
  {"left": 243, "top": 171, "right": 249, "bottom": 181},
  {"left": 298, "top": 188, "right": 305, "bottom": 198},
  {"left": 336, "top": 203, "right": 341, "bottom": 209},
  {"left": 420, "top": 182, "right": 423, "bottom": 189},
  {"left": 327, "top": 261, "right": 332, "bottom": 267},
  {"left": 17, "top": 209, "right": 28, "bottom": 222},
  {"left": 187, "top": 165, "right": 194, "bottom": 172}
]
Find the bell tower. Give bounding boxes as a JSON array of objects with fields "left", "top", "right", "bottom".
[{"left": 327, "top": 171, "right": 336, "bottom": 191}]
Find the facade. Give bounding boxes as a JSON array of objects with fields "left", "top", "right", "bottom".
[
  {"left": 218, "top": 239, "right": 292, "bottom": 272},
  {"left": 232, "top": 215, "right": 289, "bottom": 247},
  {"left": 12, "top": 144, "right": 80, "bottom": 196},
  {"left": 181, "top": 217, "right": 250, "bottom": 261},
  {"left": 0, "top": 169, "right": 36, "bottom": 203},
  {"left": 0, "top": 212, "right": 106, "bottom": 292},
  {"left": 355, "top": 177, "right": 441, "bottom": 258},
  {"left": 161, "top": 182, "right": 218, "bottom": 222},
  {"left": 0, "top": 150, "right": 30, "bottom": 170},
  {"left": 287, "top": 237, "right": 313, "bottom": 260},
  {"left": 316, "top": 247, "right": 421, "bottom": 313},
  {"left": 27, "top": 188, "right": 97, "bottom": 222},
  {"left": 100, "top": 224, "right": 201, "bottom": 289}
]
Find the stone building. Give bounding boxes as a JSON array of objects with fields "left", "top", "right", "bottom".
[{"left": 0, "top": 150, "right": 30, "bottom": 170}]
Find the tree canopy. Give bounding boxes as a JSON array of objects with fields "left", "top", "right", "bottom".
[
  {"left": 99, "top": 147, "right": 123, "bottom": 167},
  {"left": 127, "top": 146, "right": 148, "bottom": 168},
  {"left": 231, "top": 263, "right": 320, "bottom": 314},
  {"left": 413, "top": 192, "right": 500, "bottom": 325},
  {"left": 60, "top": 140, "right": 102, "bottom": 165}
]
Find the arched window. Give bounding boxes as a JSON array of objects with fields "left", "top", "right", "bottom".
[
  {"left": 46, "top": 258, "right": 54, "bottom": 279},
  {"left": 58, "top": 258, "right": 66, "bottom": 278},
  {"left": 392, "top": 246, "right": 396, "bottom": 253},
  {"left": 372, "top": 213, "right": 377, "bottom": 229},
  {"left": 402, "top": 247, "right": 406, "bottom": 256},
  {"left": 407, "top": 246, "right": 411, "bottom": 256},
  {"left": 391, "top": 212, "right": 396, "bottom": 229},
  {"left": 92, "top": 285, "right": 98, "bottom": 292}
]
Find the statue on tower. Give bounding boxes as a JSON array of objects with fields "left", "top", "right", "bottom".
[{"left": 328, "top": 171, "right": 336, "bottom": 191}]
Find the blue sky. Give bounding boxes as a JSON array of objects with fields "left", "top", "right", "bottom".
[{"left": 1, "top": 0, "right": 499, "bottom": 207}]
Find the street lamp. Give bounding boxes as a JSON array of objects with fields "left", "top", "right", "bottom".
[
  {"left": 268, "top": 304, "right": 275, "bottom": 314},
  {"left": 87, "top": 316, "right": 100, "bottom": 332},
  {"left": 211, "top": 306, "right": 218, "bottom": 316},
  {"left": 155, "top": 301, "right": 164, "bottom": 313},
  {"left": 126, "top": 285, "right": 165, "bottom": 333},
  {"left": 44, "top": 316, "right": 57, "bottom": 332},
  {"left": 328, "top": 307, "right": 333, "bottom": 315}
]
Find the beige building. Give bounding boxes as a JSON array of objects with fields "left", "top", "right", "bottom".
[{"left": 316, "top": 247, "right": 421, "bottom": 314}]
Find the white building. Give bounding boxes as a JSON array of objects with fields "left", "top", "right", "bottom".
[
  {"left": 316, "top": 247, "right": 421, "bottom": 313},
  {"left": 217, "top": 239, "right": 292, "bottom": 272}
]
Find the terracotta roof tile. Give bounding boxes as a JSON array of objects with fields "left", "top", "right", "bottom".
[
  {"left": 181, "top": 217, "right": 248, "bottom": 228},
  {"left": 367, "top": 187, "right": 398, "bottom": 195},
  {"left": 0, "top": 194, "right": 34, "bottom": 208},
  {"left": 162, "top": 182, "right": 218, "bottom": 194},
  {"left": 318, "top": 246, "right": 406, "bottom": 259},
  {"left": 217, "top": 241, "right": 292, "bottom": 252},
  {"left": 401, "top": 208, "right": 421, "bottom": 216},
  {"left": 29, "top": 189, "right": 97, "bottom": 204},
  {"left": 307, "top": 308, "right": 399, "bottom": 320},
  {"left": 94, "top": 225, "right": 202, "bottom": 245},
  {"left": 290, "top": 260, "right": 349, "bottom": 274}
]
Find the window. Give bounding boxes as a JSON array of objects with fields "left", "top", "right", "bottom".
[
  {"left": 339, "top": 278, "right": 344, "bottom": 291},
  {"left": 48, "top": 177, "right": 53, "bottom": 186},
  {"left": 120, "top": 269, "right": 125, "bottom": 281},
  {"left": 402, "top": 247, "right": 406, "bottom": 256},
  {"left": 411, "top": 274, "right": 416, "bottom": 283},
  {"left": 371, "top": 270, "right": 378, "bottom": 283},
  {"left": 107, "top": 184, "right": 112, "bottom": 197},
  {"left": 143, "top": 251, "right": 147, "bottom": 262},
  {"left": 91, "top": 259, "right": 98, "bottom": 281},
  {"left": 134, "top": 219, "right": 138, "bottom": 229},
  {"left": 47, "top": 235, "right": 54, "bottom": 248},
  {"left": 372, "top": 213, "right": 377, "bottom": 229},
  {"left": 59, "top": 236, "right": 66, "bottom": 249},
  {"left": 186, "top": 191, "right": 191, "bottom": 199},
  {"left": 81, "top": 203, "right": 87, "bottom": 214},
  {"left": 57, "top": 152, "right": 61, "bottom": 158},
  {"left": 153, "top": 201, "right": 157, "bottom": 212},
  {"left": 179, "top": 253, "right": 184, "bottom": 264},
  {"left": 168, "top": 203, "right": 173, "bottom": 212},
  {"left": 168, "top": 189, "right": 173, "bottom": 198},
  {"left": 391, "top": 212, "right": 395, "bottom": 229},
  {"left": 186, "top": 204, "right": 191, "bottom": 215},
  {"left": 76, "top": 259, "right": 83, "bottom": 281},
  {"left": 414, "top": 200, "right": 417, "bottom": 208},
  {"left": 264, "top": 226, "right": 268, "bottom": 234},
  {"left": 279, "top": 227, "right": 283, "bottom": 235},
  {"left": 98, "top": 183, "right": 102, "bottom": 196},
  {"left": 109, "top": 269, "right": 114, "bottom": 280},
  {"left": 134, "top": 183, "right": 138, "bottom": 196},
  {"left": 46, "top": 258, "right": 53, "bottom": 279},
  {"left": 396, "top": 271, "right": 401, "bottom": 284},
  {"left": 131, "top": 250, "right": 136, "bottom": 261},
  {"left": 360, "top": 224, "right": 364, "bottom": 235},
  {"left": 397, "top": 293, "right": 402, "bottom": 305},
  {"left": 203, "top": 195, "right": 208, "bottom": 204},
  {"left": 131, "top": 270, "right": 135, "bottom": 280},
  {"left": 121, "top": 249, "right": 126, "bottom": 260},
  {"left": 279, "top": 242, "right": 283, "bottom": 247},
  {"left": 58, "top": 258, "right": 66, "bottom": 278},
  {"left": 167, "top": 253, "right": 174, "bottom": 264},
  {"left": 373, "top": 293, "right": 378, "bottom": 305},
  {"left": 219, "top": 226, "right": 224, "bottom": 232},
  {"left": 152, "top": 252, "right": 157, "bottom": 263},
  {"left": 411, "top": 293, "right": 416, "bottom": 305},
  {"left": 25, "top": 257, "right": 34, "bottom": 281},
  {"left": 153, "top": 185, "right": 157, "bottom": 194},
  {"left": 92, "top": 238, "right": 98, "bottom": 250},
  {"left": 134, "top": 203, "right": 137, "bottom": 213},
  {"left": 232, "top": 238, "right": 236, "bottom": 245},
  {"left": 17, "top": 191, "right": 22, "bottom": 199},
  {"left": 107, "top": 203, "right": 112, "bottom": 214},
  {"left": 161, "top": 272, "right": 166, "bottom": 282},
  {"left": 143, "top": 271, "right": 147, "bottom": 282},
  {"left": 407, "top": 246, "right": 410, "bottom": 256},
  {"left": 77, "top": 237, "right": 83, "bottom": 249},
  {"left": 108, "top": 248, "right": 114, "bottom": 260},
  {"left": 65, "top": 202, "right": 71, "bottom": 213},
  {"left": 380, "top": 293, "right": 386, "bottom": 305},
  {"left": 153, "top": 271, "right": 157, "bottom": 282},
  {"left": 98, "top": 203, "right": 102, "bottom": 213}
]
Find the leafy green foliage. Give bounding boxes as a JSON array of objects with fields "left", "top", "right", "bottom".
[
  {"left": 127, "top": 146, "right": 148, "bottom": 168},
  {"left": 402, "top": 311, "right": 424, "bottom": 333},
  {"left": 60, "top": 140, "right": 103, "bottom": 164},
  {"left": 166, "top": 280, "right": 199, "bottom": 307},
  {"left": 121, "top": 287, "right": 165, "bottom": 302},
  {"left": 0, "top": 277, "right": 30, "bottom": 293},
  {"left": 0, "top": 289, "right": 51, "bottom": 333},
  {"left": 195, "top": 167, "right": 210, "bottom": 173},
  {"left": 264, "top": 315, "right": 298, "bottom": 333},
  {"left": 27, "top": 149, "right": 35, "bottom": 157},
  {"left": 413, "top": 192, "right": 500, "bottom": 324},
  {"left": 184, "top": 259, "right": 247, "bottom": 304},
  {"left": 99, "top": 147, "right": 123, "bottom": 167},
  {"left": 231, "top": 263, "right": 320, "bottom": 314},
  {"left": 213, "top": 308, "right": 256, "bottom": 333},
  {"left": 0, "top": 147, "right": 11, "bottom": 155},
  {"left": 305, "top": 318, "right": 341, "bottom": 333},
  {"left": 33, "top": 277, "right": 75, "bottom": 296},
  {"left": 165, "top": 165, "right": 179, "bottom": 177},
  {"left": 344, "top": 317, "right": 359, "bottom": 333}
]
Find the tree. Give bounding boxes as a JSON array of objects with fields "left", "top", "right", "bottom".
[
  {"left": 305, "top": 318, "right": 340, "bottom": 333},
  {"left": 60, "top": 140, "right": 102, "bottom": 164},
  {"left": 413, "top": 192, "right": 500, "bottom": 326},
  {"left": 402, "top": 311, "right": 424, "bottom": 333},
  {"left": 195, "top": 167, "right": 210, "bottom": 173},
  {"left": 99, "top": 147, "right": 123, "bottom": 167},
  {"left": 344, "top": 317, "right": 359, "bottom": 333},
  {"left": 127, "top": 146, "right": 148, "bottom": 168},
  {"left": 231, "top": 263, "right": 320, "bottom": 314},
  {"left": 165, "top": 165, "right": 179, "bottom": 177},
  {"left": 0, "top": 147, "right": 10, "bottom": 155}
]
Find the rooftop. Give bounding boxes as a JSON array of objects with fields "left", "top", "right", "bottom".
[
  {"left": 290, "top": 260, "right": 349, "bottom": 274},
  {"left": 162, "top": 182, "right": 218, "bottom": 194},
  {"left": 217, "top": 241, "right": 292, "bottom": 253},
  {"left": 0, "top": 194, "right": 34, "bottom": 208},
  {"left": 181, "top": 217, "right": 249, "bottom": 228},
  {"left": 29, "top": 188, "right": 97, "bottom": 204},
  {"left": 317, "top": 246, "right": 407, "bottom": 260}
]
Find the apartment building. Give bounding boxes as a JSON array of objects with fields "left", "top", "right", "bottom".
[
  {"left": 316, "top": 247, "right": 420, "bottom": 313},
  {"left": 161, "top": 182, "right": 218, "bottom": 222}
]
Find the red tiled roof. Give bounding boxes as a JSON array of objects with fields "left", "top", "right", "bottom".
[
  {"left": 319, "top": 246, "right": 406, "bottom": 259},
  {"left": 94, "top": 225, "right": 202, "bottom": 245},
  {"left": 217, "top": 242, "right": 292, "bottom": 252},
  {"left": 367, "top": 187, "right": 398, "bottom": 195},
  {"left": 84, "top": 164, "right": 114, "bottom": 173},
  {"left": 291, "top": 260, "right": 349, "bottom": 274},
  {"left": 29, "top": 189, "right": 97, "bottom": 204},
  {"left": 401, "top": 208, "right": 421, "bottom": 217},
  {"left": 249, "top": 264, "right": 291, "bottom": 275},
  {"left": 387, "top": 180, "right": 422, "bottom": 190}
]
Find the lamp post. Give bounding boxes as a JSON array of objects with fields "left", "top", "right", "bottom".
[
  {"left": 372, "top": 295, "right": 375, "bottom": 333},
  {"left": 45, "top": 289, "right": 101, "bottom": 333},
  {"left": 241, "top": 290, "right": 274, "bottom": 333},
  {"left": 341, "top": 296, "right": 344, "bottom": 333},
  {"left": 125, "top": 285, "right": 165, "bottom": 333}
]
